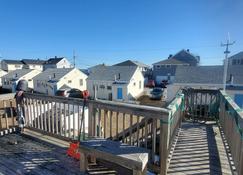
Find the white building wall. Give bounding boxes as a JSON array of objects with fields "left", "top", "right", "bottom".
[
  {"left": 112, "top": 84, "right": 128, "bottom": 101},
  {"left": 33, "top": 68, "right": 87, "bottom": 96},
  {"left": 28, "top": 64, "right": 44, "bottom": 71},
  {"left": 56, "top": 58, "right": 72, "bottom": 68},
  {"left": 1, "top": 61, "right": 23, "bottom": 72},
  {"left": 0, "top": 70, "right": 7, "bottom": 86},
  {"left": 87, "top": 80, "right": 113, "bottom": 100},
  {"left": 126, "top": 68, "right": 144, "bottom": 100}
]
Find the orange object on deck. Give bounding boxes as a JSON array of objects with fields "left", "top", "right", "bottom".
[{"left": 66, "top": 142, "right": 80, "bottom": 160}]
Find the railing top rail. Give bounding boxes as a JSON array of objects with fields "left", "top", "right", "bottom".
[
  {"left": 0, "top": 93, "right": 15, "bottom": 101},
  {"left": 220, "top": 90, "right": 243, "bottom": 119},
  {"left": 23, "top": 92, "right": 170, "bottom": 119},
  {"left": 182, "top": 88, "right": 220, "bottom": 94}
]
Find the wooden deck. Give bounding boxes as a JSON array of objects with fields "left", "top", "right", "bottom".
[
  {"left": 168, "top": 121, "right": 234, "bottom": 175},
  {"left": 0, "top": 133, "right": 82, "bottom": 175}
]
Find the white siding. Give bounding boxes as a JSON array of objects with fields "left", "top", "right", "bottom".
[
  {"left": 56, "top": 58, "right": 72, "bottom": 68},
  {"left": 87, "top": 80, "right": 114, "bottom": 100},
  {"left": 0, "top": 70, "right": 7, "bottom": 86}
]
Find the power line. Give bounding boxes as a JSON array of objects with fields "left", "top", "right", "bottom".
[{"left": 221, "top": 35, "right": 235, "bottom": 91}]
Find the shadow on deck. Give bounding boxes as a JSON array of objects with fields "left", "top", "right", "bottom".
[{"left": 168, "top": 121, "right": 234, "bottom": 175}]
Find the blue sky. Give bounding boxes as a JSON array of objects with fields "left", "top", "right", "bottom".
[{"left": 0, "top": 0, "right": 243, "bottom": 68}]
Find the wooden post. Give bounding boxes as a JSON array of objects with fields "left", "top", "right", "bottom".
[
  {"left": 80, "top": 152, "right": 88, "bottom": 173},
  {"left": 3, "top": 101, "right": 9, "bottom": 129},
  {"left": 88, "top": 102, "right": 94, "bottom": 137},
  {"left": 160, "top": 116, "right": 170, "bottom": 175}
]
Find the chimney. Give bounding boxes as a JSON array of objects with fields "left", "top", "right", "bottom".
[
  {"left": 168, "top": 54, "right": 173, "bottom": 59},
  {"left": 55, "top": 56, "right": 57, "bottom": 59},
  {"left": 53, "top": 73, "right": 56, "bottom": 78},
  {"left": 118, "top": 73, "right": 121, "bottom": 80}
]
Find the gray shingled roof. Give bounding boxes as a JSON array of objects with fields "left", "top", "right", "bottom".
[
  {"left": 45, "top": 57, "right": 64, "bottom": 65},
  {"left": 88, "top": 66, "right": 138, "bottom": 81},
  {"left": 2, "top": 69, "right": 33, "bottom": 79},
  {"left": 33, "top": 68, "right": 74, "bottom": 81},
  {"left": 22, "top": 59, "right": 45, "bottom": 65},
  {"left": 228, "top": 51, "right": 243, "bottom": 60},
  {"left": 153, "top": 58, "right": 189, "bottom": 65},
  {"left": 174, "top": 65, "right": 243, "bottom": 85},
  {"left": 113, "top": 60, "right": 149, "bottom": 68},
  {"left": 2, "top": 59, "right": 23, "bottom": 65}
]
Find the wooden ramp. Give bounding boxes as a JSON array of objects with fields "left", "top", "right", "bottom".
[{"left": 168, "top": 121, "right": 234, "bottom": 175}]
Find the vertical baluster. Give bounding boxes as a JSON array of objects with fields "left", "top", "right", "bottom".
[
  {"left": 55, "top": 102, "right": 58, "bottom": 134},
  {"left": 37, "top": 100, "right": 41, "bottom": 129},
  {"left": 10, "top": 100, "right": 15, "bottom": 127},
  {"left": 64, "top": 103, "right": 67, "bottom": 137},
  {"left": 33, "top": 99, "right": 37, "bottom": 128},
  {"left": 98, "top": 108, "right": 101, "bottom": 137},
  {"left": 122, "top": 113, "right": 125, "bottom": 143},
  {"left": 22, "top": 99, "right": 28, "bottom": 127},
  {"left": 82, "top": 105, "right": 85, "bottom": 140},
  {"left": 200, "top": 93, "right": 203, "bottom": 119},
  {"left": 77, "top": 105, "right": 81, "bottom": 138},
  {"left": 68, "top": 103, "right": 71, "bottom": 138},
  {"left": 136, "top": 116, "right": 139, "bottom": 147},
  {"left": 129, "top": 114, "right": 133, "bottom": 145},
  {"left": 52, "top": 101, "right": 55, "bottom": 133},
  {"left": 3, "top": 101, "right": 9, "bottom": 129},
  {"left": 93, "top": 107, "right": 96, "bottom": 137},
  {"left": 47, "top": 101, "right": 51, "bottom": 132},
  {"left": 24, "top": 98, "right": 30, "bottom": 127},
  {"left": 205, "top": 93, "right": 208, "bottom": 120},
  {"left": 59, "top": 103, "right": 63, "bottom": 136},
  {"left": 209, "top": 94, "right": 213, "bottom": 118},
  {"left": 145, "top": 118, "right": 148, "bottom": 148},
  {"left": 116, "top": 112, "right": 119, "bottom": 139},
  {"left": 104, "top": 110, "right": 107, "bottom": 138},
  {"left": 110, "top": 111, "right": 113, "bottom": 139},
  {"left": 39, "top": 100, "right": 43, "bottom": 130},
  {"left": 43, "top": 100, "right": 47, "bottom": 131},
  {"left": 72, "top": 103, "right": 75, "bottom": 139},
  {"left": 152, "top": 118, "right": 157, "bottom": 162},
  {"left": 29, "top": 98, "right": 33, "bottom": 127}
]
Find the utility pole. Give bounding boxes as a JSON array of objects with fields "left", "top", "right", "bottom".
[
  {"left": 73, "top": 50, "right": 76, "bottom": 68},
  {"left": 221, "top": 35, "right": 235, "bottom": 91}
]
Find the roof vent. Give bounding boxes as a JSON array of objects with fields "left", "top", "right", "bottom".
[
  {"left": 187, "top": 49, "right": 190, "bottom": 52},
  {"left": 55, "top": 56, "right": 57, "bottom": 59},
  {"left": 53, "top": 73, "right": 56, "bottom": 78},
  {"left": 118, "top": 73, "right": 121, "bottom": 80},
  {"left": 15, "top": 73, "right": 18, "bottom": 78}
]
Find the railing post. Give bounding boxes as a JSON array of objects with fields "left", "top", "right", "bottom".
[
  {"left": 160, "top": 115, "right": 170, "bottom": 175},
  {"left": 88, "top": 102, "right": 94, "bottom": 137},
  {"left": 240, "top": 139, "right": 243, "bottom": 175}
]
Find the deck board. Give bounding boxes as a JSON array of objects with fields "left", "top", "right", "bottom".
[{"left": 168, "top": 121, "right": 234, "bottom": 175}]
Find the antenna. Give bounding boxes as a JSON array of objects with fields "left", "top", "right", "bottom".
[
  {"left": 73, "top": 50, "right": 76, "bottom": 68},
  {"left": 221, "top": 33, "right": 235, "bottom": 91}
]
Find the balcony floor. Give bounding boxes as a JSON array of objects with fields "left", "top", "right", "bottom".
[
  {"left": 0, "top": 133, "right": 82, "bottom": 175},
  {"left": 168, "top": 121, "right": 234, "bottom": 175}
]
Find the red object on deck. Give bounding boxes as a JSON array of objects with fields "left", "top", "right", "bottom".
[{"left": 66, "top": 142, "right": 80, "bottom": 160}]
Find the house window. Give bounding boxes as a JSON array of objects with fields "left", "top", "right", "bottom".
[
  {"left": 241, "top": 59, "right": 243, "bottom": 65},
  {"left": 133, "top": 82, "right": 136, "bottom": 86},
  {"left": 68, "top": 80, "right": 72, "bottom": 84},
  {"left": 232, "top": 59, "right": 237, "bottom": 65},
  {"left": 15, "top": 65, "right": 21, "bottom": 68},
  {"left": 80, "top": 79, "right": 83, "bottom": 86},
  {"left": 166, "top": 65, "right": 171, "bottom": 68},
  {"left": 99, "top": 85, "right": 105, "bottom": 89},
  {"left": 107, "top": 86, "right": 112, "bottom": 90},
  {"left": 156, "top": 65, "right": 160, "bottom": 68},
  {"left": 139, "top": 81, "right": 142, "bottom": 89}
]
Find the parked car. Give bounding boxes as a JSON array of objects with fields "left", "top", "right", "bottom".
[
  {"left": 150, "top": 88, "right": 163, "bottom": 100},
  {"left": 55, "top": 88, "right": 83, "bottom": 98},
  {"left": 146, "top": 80, "right": 155, "bottom": 88}
]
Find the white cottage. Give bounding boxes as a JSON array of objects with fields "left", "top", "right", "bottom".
[
  {"left": 0, "top": 69, "right": 7, "bottom": 87},
  {"left": 87, "top": 66, "right": 144, "bottom": 101},
  {"left": 1, "top": 60, "right": 24, "bottom": 72},
  {"left": 33, "top": 68, "right": 87, "bottom": 95},
  {"left": 44, "top": 57, "right": 71, "bottom": 70},
  {"left": 22, "top": 59, "right": 45, "bottom": 71},
  {"left": 1, "top": 69, "right": 41, "bottom": 92}
]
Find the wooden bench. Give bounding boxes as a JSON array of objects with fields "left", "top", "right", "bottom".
[{"left": 79, "top": 138, "right": 148, "bottom": 175}]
